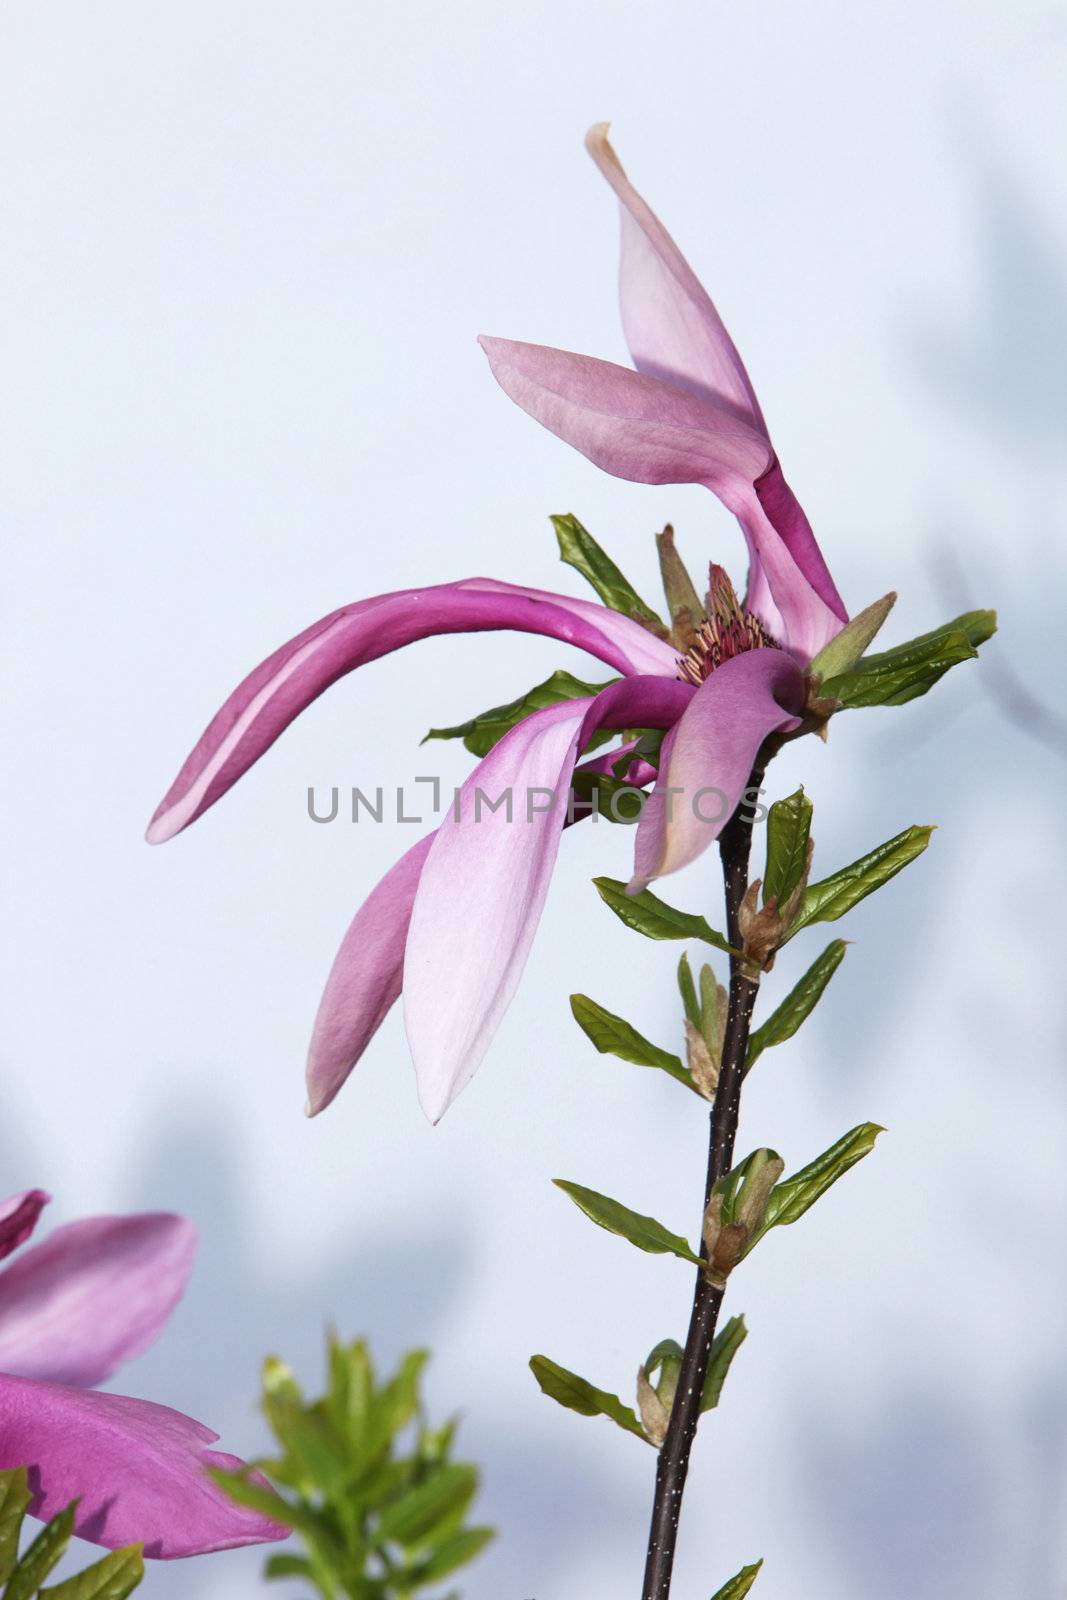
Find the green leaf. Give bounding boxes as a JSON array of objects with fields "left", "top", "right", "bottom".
[
  {"left": 409, "top": 1526, "right": 495, "bottom": 1584},
  {"left": 5, "top": 1501, "right": 76, "bottom": 1600},
  {"left": 700, "top": 1316, "right": 748, "bottom": 1413},
  {"left": 553, "top": 1180, "right": 701, "bottom": 1265},
  {"left": 677, "top": 953, "right": 701, "bottom": 1030},
  {"left": 570, "top": 769, "right": 648, "bottom": 825},
  {"left": 374, "top": 1464, "right": 478, "bottom": 1549},
  {"left": 211, "top": 1468, "right": 318, "bottom": 1538},
  {"left": 40, "top": 1546, "right": 144, "bottom": 1600},
  {"left": 746, "top": 941, "right": 847, "bottom": 1070},
  {"left": 820, "top": 609, "right": 997, "bottom": 709},
  {"left": 655, "top": 525, "right": 703, "bottom": 628},
  {"left": 809, "top": 593, "right": 897, "bottom": 680},
  {"left": 552, "top": 513, "right": 666, "bottom": 631},
  {"left": 263, "top": 1553, "right": 317, "bottom": 1582},
  {"left": 569, "top": 994, "right": 697, "bottom": 1092},
  {"left": 423, "top": 669, "right": 616, "bottom": 758},
  {"left": 709, "top": 1559, "right": 763, "bottom": 1599},
  {"left": 0, "top": 1469, "right": 31, "bottom": 1585},
  {"left": 753, "top": 1123, "right": 884, "bottom": 1245},
  {"left": 763, "top": 788, "right": 813, "bottom": 909},
  {"left": 594, "top": 878, "right": 736, "bottom": 954},
  {"left": 529, "top": 1356, "right": 648, "bottom": 1442},
  {"left": 788, "top": 827, "right": 933, "bottom": 937}
]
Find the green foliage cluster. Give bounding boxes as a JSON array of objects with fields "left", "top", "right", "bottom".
[
  {"left": 0, "top": 1470, "right": 142, "bottom": 1600},
  {"left": 215, "top": 1339, "right": 493, "bottom": 1600}
]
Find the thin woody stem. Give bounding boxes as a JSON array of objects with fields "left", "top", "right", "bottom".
[{"left": 640, "top": 770, "right": 764, "bottom": 1600}]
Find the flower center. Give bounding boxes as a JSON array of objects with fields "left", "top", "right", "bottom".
[{"left": 676, "top": 565, "right": 779, "bottom": 686}]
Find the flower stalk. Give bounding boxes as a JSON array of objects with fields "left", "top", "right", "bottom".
[{"left": 641, "top": 769, "right": 765, "bottom": 1599}]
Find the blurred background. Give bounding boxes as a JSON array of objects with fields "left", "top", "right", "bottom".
[{"left": 2, "top": 2, "right": 1065, "bottom": 1596}]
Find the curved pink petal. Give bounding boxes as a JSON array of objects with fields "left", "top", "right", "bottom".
[
  {"left": 478, "top": 339, "right": 842, "bottom": 660},
  {"left": 630, "top": 649, "right": 805, "bottom": 893},
  {"left": 754, "top": 457, "right": 847, "bottom": 627},
  {"left": 147, "top": 580, "right": 675, "bottom": 846},
  {"left": 304, "top": 723, "right": 669, "bottom": 1119},
  {"left": 0, "top": 1191, "right": 50, "bottom": 1263},
  {"left": 586, "top": 123, "right": 766, "bottom": 432},
  {"left": 0, "top": 1214, "right": 195, "bottom": 1387},
  {"left": 404, "top": 676, "right": 692, "bottom": 1122},
  {"left": 0, "top": 1375, "right": 287, "bottom": 1557},
  {"left": 305, "top": 833, "right": 436, "bottom": 1117}
]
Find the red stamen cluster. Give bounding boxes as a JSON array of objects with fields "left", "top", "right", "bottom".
[{"left": 677, "top": 564, "right": 778, "bottom": 686}]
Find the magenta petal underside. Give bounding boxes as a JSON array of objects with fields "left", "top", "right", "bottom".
[
  {"left": 404, "top": 675, "right": 692, "bottom": 1122},
  {"left": 305, "top": 833, "right": 436, "bottom": 1117},
  {"left": 0, "top": 1191, "right": 50, "bottom": 1264},
  {"left": 0, "top": 1375, "right": 287, "bottom": 1557},
  {"left": 146, "top": 579, "right": 676, "bottom": 845},
  {"left": 630, "top": 649, "right": 806, "bottom": 892},
  {"left": 0, "top": 1213, "right": 196, "bottom": 1387},
  {"left": 585, "top": 124, "right": 767, "bottom": 432}
]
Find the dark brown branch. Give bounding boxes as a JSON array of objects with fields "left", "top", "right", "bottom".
[{"left": 641, "top": 777, "right": 763, "bottom": 1600}]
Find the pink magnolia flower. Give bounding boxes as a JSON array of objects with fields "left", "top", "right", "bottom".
[
  {"left": 147, "top": 127, "right": 848, "bottom": 1123},
  {"left": 0, "top": 1189, "right": 286, "bottom": 1559},
  {"left": 480, "top": 124, "right": 849, "bottom": 665},
  {"left": 147, "top": 579, "right": 807, "bottom": 1122}
]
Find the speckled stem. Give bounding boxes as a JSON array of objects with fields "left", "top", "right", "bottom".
[{"left": 640, "top": 771, "right": 764, "bottom": 1600}]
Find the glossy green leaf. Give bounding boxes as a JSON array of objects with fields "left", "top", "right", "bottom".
[
  {"left": 763, "top": 788, "right": 813, "bottom": 909},
  {"left": 569, "top": 994, "right": 696, "bottom": 1091},
  {"left": 552, "top": 513, "right": 666, "bottom": 631},
  {"left": 788, "top": 827, "right": 933, "bottom": 937},
  {"left": 529, "top": 1356, "right": 648, "bottom": 1442},
  {"left": 423, "top": 669, "right": 615, "bottom": 758},
  {"left": 553, "top": 1180, "right": 701, "bottom": 1265},
  {"left": 594, "top": 878, "right": 736, "bottom": 953},
  {"left": 5, "top": 1502, "right": 75, "bottom": 1600},
  {"left": 700, "top": 1316, "right": 748, "bottom": 1413},
  {"left": 0, "top": 1469, "right": 31, "bottom": 1586},
  {"left": 753, "top": 1123, "right": 884, "bottom": 1245},
  {"left": 374, "top": 1465, "right": 477, "bottom": 1549},
  {"left": 821, "top": 609, "right": 996, "bottom": 709},
  {"left": 40, "top": 1546, "right": 144, "bottom": 1600},
  {"left": 746, "top": 941, "right": 847, "bottom": 1070},
  {"left": 709, "top": 1559, "right": 763, "bottom": 1599}
]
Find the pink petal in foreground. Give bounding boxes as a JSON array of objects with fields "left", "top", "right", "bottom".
[
  {"left": 146, "top": 579, "right": 676, "bottom": 846},
  {"left": 0, "top": 1191, "right": 50, "bottom": 1263},
  {"left": 586, "top": 123, "right": 766, "bottom": 432},
  {"left": 630, "top": 649, "right": 806, "bottom": 893},
  {"left": 305, "top": 833, "right": 436, "bottom": 1117},
  {"left": 304, "top": 726, "right": 668, "bottom": 1119},
  {"left": 0, "top": 1375, "right": 287, "bottom": 1558},
  {"left": 404, "top": 676, "right": 692, "bottom": 1122},
  {"left": 0, "top": 1214, "right": 196, "bottom": 1387}
]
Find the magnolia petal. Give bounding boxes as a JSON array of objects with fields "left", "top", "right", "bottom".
[
  {"left": 146, "top": 580, "right": 675, "bottom": 845},
  {"left": 0, "top": 1375, "right": 287, "bottom": 1557},
  {"left": 755, "top": 457, "right": 847, "bottom": 626},
  {"left": 0, "top": 1191, "right": 50, "bottom": 1263},
  {"left": 0, "top": 1214, "right": 196, "bottom": 1387},
  {"left": 630, "top": 650, "right": 805, "bottom": 892},
  {"left": 586, "top": 123, "right": 766, "bottom": 432},
  {"left": 478, "top": 339, "right": 841, "bottom": 660},
  {"left": 479, "top": 336, "right": 771, "bottom": 487},
  {"left": 305, "top": 834, "right": 436, "bottom": 1118},
  {"left": 405, "top": 676, "right": 691, "bottom": 1121}
]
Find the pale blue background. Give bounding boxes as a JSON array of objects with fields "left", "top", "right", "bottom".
[{"left": 2, "top": 3, "right": 1065, "bottom": 1597}]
